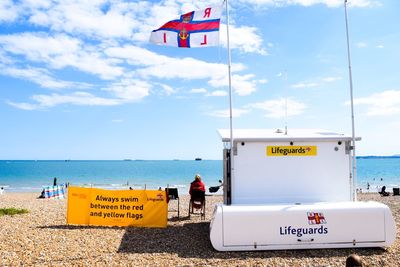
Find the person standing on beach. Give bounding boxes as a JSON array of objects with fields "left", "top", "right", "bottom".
[
  {"left": 53, "top": 177, "right": 57, "bottom": 186},
  {"left": 189, "top": 174, "right": 206, "bottom": 195}
]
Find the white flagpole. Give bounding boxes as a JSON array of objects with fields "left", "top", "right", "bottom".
[
  {"left": 225, "top": 0, "right": 233, "bottom": 205},
  {"left": 344, "top": 0, "right": 357, "bottom": 201}
]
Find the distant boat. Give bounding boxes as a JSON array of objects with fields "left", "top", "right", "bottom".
[
  {"left": 123, "top": 159, "right": 132, "bottom": 161},
  {"left": 195, "top": 158, "right": 202, "bottom": 161}
]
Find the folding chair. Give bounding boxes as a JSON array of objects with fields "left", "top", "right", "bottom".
[
  {"left": 393, "top": 188, "right": 399, "bottom": 196},
  {"left": 165, "top": 187, "right": 180, "bottom": 218},
  {"left": 188, "top": 190, "right": 205, "bottom": 220}
]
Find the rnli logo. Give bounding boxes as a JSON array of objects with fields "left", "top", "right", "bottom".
[
  {"left": 266, "top": 146, "right": 317, "bottom": 156},
  {"left": 179, "top": 28, "right": 188, "bottom": 40},
  {"left": 307, "top": 212, "right": 326, "bottom": 225}
]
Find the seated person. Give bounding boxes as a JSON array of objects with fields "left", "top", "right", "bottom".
[
  {"left": 379, "top": 186, "right": 390, "bottom": 197},
  {"left": 38, "top": 189, "right": 45, "bottom": 199},
  {"left": 189, "top": 174, "right": 205, "bottom": 196}
]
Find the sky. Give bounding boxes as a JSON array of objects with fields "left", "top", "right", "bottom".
[{"left": 0, "top": 0, "right": 399, "bottom": 160}]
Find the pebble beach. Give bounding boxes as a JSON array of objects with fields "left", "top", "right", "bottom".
[{"left": 0, "top": 192, "right": 399, "bottom": 266}]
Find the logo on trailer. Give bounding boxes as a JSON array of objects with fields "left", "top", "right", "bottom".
[{"left": 307, "top": 212, "right": 326, "bottom": 225}]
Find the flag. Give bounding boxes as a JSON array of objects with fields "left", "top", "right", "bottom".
[
  {"left": 150, "top": 6, "right": 222, "bottom": 48},
  {"left": 307, "top": 212, "right": 326, "bottom": 225}
]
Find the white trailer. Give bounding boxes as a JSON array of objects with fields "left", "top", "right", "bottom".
[{"left": 209, "top": 129, "right": 396, "bottom": 251}]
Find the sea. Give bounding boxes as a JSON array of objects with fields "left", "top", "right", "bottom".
[{"left": 0, "top": 157, "right": 399, "bottom": 194}]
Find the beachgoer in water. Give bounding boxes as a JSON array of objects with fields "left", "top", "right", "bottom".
[
  {"left": 53, "top": 177, "right": 57, "bottom": 186},
  {"left": 189, "top": 174, "right": 206, "bottom": 196},
  {"left": 367, "top": 182, "right": 370, "bottom": 190}
]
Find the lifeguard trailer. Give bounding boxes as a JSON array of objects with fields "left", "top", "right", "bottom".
[{"left": 209, "top": 129, "right": 396, "bottom": 251}]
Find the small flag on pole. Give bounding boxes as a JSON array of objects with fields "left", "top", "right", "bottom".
[{"left": 150, "top": 6, "right": 222, "bottom": 48}]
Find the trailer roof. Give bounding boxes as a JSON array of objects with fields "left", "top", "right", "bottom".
[{"left": 218, "top": 129, "right": 361, "bottom": 142}]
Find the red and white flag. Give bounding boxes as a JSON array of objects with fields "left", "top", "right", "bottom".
[{"left": 150, "top": 6, "right": 222, "bottom": 48}]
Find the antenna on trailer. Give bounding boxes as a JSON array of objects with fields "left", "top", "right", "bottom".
[
  {"left": 283, "top": 70, "right": 288, "bottom": 135},
  {"left": 285, "top": 98, "right": 288, "bottom": 135},
  {"left": 226, "top": 0, "right": 234, "bottom": 205},
  {"left": 344, "top": 0, "right": 357, "bottom": 201}
]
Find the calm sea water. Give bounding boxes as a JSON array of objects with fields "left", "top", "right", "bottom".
[
  {"left": 0, "top": 158, "right": 399, "bottom": 193},
  {"left": 0, "top": 160, "right": 222, "bottom": 193}
]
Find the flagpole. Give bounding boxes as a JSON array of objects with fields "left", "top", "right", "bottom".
[
  {"left": 225, "top": 0, "right": 233, "bottom": 205},
  {"left": 344, "top": 0, "right": 357, "bottom": 201}
]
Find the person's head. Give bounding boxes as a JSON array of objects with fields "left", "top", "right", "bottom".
[
  {"left": 346, "top": 254, "right": 363, "bottom": 267},
  {"left": 195, "top": 174, "right": 201, "bottom": 182}
]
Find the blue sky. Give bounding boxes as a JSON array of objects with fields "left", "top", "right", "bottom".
[{"left": 0, "top": 0, "right": 399, "bottom": 160}]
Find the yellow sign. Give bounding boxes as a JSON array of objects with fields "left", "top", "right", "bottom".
[
  {"left": 67, "top": 186, "right": 167, "bottom": 228},
  {"left": 266, "top": 146, "right": 317, "bottom": 156}
]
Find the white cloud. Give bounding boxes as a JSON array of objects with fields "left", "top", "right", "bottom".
[
  {"left": 248, "top": 98, "right": 306, "bottom": 118},
  {"left": 237, "top": 0, "right": 381, "bottom": 8},
  {"left": 0, "top": 0, "right": 18, "bottom": 22},
  {"left": 258, "top": 79, "right": 268, "bottom": 84},
  {"left": 220, "top": 24, "right": 267, "bottom": 55},
  {"left": 0, "top": 32, "right": 80, "bottom": 61},
  {"left": 207, "top": 108, "right": 250, "bottom": 118},
  {"left": 291, "top": 82, "right": 319, "bottom": 89},
  {"left": 206, "top": 90, "right": 228, "bottom": 97},
  {"left": 376, "top": 44, "right": 384, "bottom": 49},
  {"left": 28, "top": 1, "right": 144, "bottom": 39},
  {"left": 0, "top": 65, "right": 92, "bottom": 89},
  {"left": 159, "top": 84, "right": 176, "bottom": 95},
  {"left": 321, "top": 76, "right": 341, "bottom": 83},
  {"left": 209, "top": 73, "right": 258, "bottom": 96},
  {"left": 106, "top": 45, "right": 258, "bottom": 96},
  {"left": 351, "top": 90, "right": 400, "bottom": 116},
  {"left": 7, "top": 92, "right": 122, "bottom": 110},
  {"left": 7, "top": 78, "right": 152, "bottom": 110},
  {"left": 103, "top": 79, "right": 151, "bottom": 102},
  {"left": 190, "top": 88, "right": 208, "bottom": 94},
  {"left": 0, "top": 32, "right": 124, "bottom": 80},
  {"left": 291, "top": 76, "right": 341, "bottom": 89},
  {"left": 356, "top": 42, "right": 367, "bottom": 48}
]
